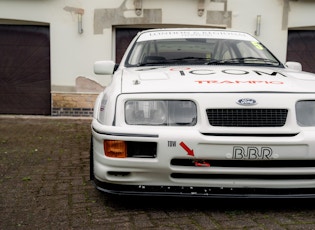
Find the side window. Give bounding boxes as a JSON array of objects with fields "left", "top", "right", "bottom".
[
  {"left": 147, "top": 41, "right": 158, "bottom": 55},
  {"left": 128, "top": 42, "right": 145, "bottom": 65},
  {"left": 213, "top": 40, "right": 237, "bottom": 60},
  {"left": 128, "top": 41, "right": 158, "bottom": 65},
  {"left": 236, "top": 41, "right": 259, "bottom": 57},
  {"left": 221, "top": 42, "right": 236, "bottom": 60},
  {"left": 141, "top": 41, "right": 160, "bottom": 63}
]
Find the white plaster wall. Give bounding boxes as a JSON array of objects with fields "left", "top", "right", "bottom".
[
  {"left": 228, "top": 0, "right": 288, "bottom": 62},
  {"left": 143, "top": 0, "right": 206, "bottom": 25},
  {"left": 288, "top": 0, "right": 315, "bottom": 28}
]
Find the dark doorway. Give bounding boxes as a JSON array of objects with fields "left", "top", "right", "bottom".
[
  {"left": 0, "top": 25, "right": 51, "bottom": 115},
  {"left": 287, "top": 30, "right": 315, "bottom": 73}
]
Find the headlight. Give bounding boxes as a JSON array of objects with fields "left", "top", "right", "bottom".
[
  {"left": 125, "top": 100, "right": 197, "bottom": 126},
  {"left": 296, "top": 101, "right": 315, "bottom": 126}
]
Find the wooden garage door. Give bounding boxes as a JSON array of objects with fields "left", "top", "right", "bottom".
[
  {"left": 115, "top": 28, "right": 151, "bottom": 63},
  {"left": 287, "top": 30, "right": 315, "bottom": 74},
  {"left": 115, "top": 28, "right": 143, "bottom": 63},
  {"left": 0, "top": 25, "right": 51, "bottom": 115}
]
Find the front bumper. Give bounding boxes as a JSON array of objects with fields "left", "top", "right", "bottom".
[{"left": 91, "top": 119, "right": 315, "bottom": 197}]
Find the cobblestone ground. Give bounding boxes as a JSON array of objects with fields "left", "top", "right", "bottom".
[{"left": 1, "top": 116, "right": 315, "bottom": 230}]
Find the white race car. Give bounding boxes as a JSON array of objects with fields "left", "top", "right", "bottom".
[{"left": 90, "top": 28, "right": 315, "bottom": 197}]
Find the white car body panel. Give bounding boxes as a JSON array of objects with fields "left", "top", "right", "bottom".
[{"left": 91, "top": 28, "right": 315, "bottom": 197}]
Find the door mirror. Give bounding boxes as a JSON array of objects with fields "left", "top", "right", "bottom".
[
  {"left": 285, "top": 61, "right": 302, "bottom": 71},
  {"left": 94, "top": 61, "right": 116, "bottom": 75}
]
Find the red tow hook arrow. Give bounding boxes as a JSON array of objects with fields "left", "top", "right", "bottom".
[{"left": 179, "top": 141, "right": 194, "bottom": 156}]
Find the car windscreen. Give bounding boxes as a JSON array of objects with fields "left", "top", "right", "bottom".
[{"left": 125, "top": 38, "right": 282, "bottom": 67}]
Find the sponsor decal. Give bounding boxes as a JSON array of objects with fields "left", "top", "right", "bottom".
[
  {"left": 195, "top": 80, "right": 284, "bottom": 84},
  {"left": 233, "top": 146, "right": 273, "bottom": 160},
  {"left": 138, "top": 30, "right": 257, "bottom": 42},
  {"left": 186, "top": 69, "right": 286, "bottom": 77},
  {"left": 169, "top": 68, "right": 287, "bottom": 82},
  {"left": 188, "top": 69, "right": 286, "bottom": 84},
  {"left": 251, "top": 41, "right": 264, "bottom": 50}
]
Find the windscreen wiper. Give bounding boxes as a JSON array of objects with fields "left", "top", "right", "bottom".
[
  {"left": 137, "top": 62, "right": 167, "bottom": 66},
  {"left": 207, "top": 57, "right": 280, "bottom": 66},
  {"left": 138, "top": 57, "right": 210, "bottom": 66}
]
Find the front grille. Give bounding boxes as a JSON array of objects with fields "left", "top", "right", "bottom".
[{"left": 206, "top": 109, "right": 288, "bottom": 127}]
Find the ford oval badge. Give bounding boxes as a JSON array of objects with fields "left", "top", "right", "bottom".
[{"left": 236, "top": 98, "right": 257, "bottom": 106}]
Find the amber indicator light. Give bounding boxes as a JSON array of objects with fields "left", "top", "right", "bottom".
[{"left": 104, "top": 140, "right": 127, "bottom": 158}]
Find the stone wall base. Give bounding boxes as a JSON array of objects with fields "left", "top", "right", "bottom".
[{"left": 52, "top": 93, "right": 99, "bottom": 117}]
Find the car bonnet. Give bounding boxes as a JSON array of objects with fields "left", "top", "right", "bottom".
[{"left": 120, "top": 66, "right": 315, "bottom": 93}]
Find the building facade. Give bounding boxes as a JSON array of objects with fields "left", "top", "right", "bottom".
[{"left": 0, "top": 0, "right": 314, "bottom": 116}]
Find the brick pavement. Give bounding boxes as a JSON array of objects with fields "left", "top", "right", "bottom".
[{"left": 1, "top": 116, "right": 315, "bottom": 229}]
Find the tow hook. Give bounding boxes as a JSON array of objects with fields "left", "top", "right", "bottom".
[{"left": 194, "top": 160, "right": 210, "bottom": 167}]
